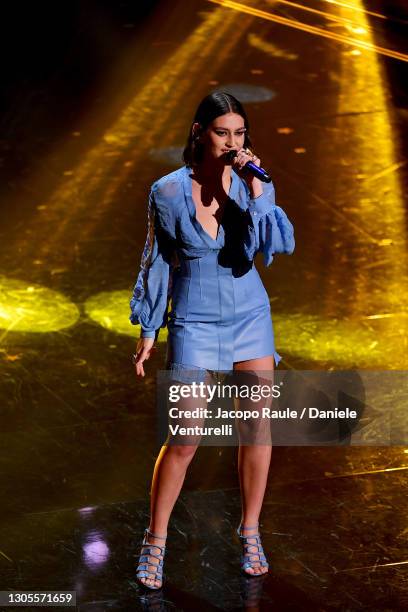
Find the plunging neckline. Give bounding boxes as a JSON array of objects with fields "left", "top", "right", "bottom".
[{"left": 184, "top": 167, "right": 236, "bottom": 246}]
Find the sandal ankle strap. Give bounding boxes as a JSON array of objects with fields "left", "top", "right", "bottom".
[
  {"left": 240, "top": 523, "right": 259, "bottom": 530},
  {"left": 145, "top": 527, "right": 167, "bottom": 540},
  {"left": 237, "top": 522, "right": 259, "bottom": 536}
]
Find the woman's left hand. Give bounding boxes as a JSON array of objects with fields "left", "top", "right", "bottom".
[{"left": 231, "top": 148, "right": 263, "bottom": 197}]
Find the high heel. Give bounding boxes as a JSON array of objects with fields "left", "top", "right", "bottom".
[
  {"left": 236, "top": 522, "right": 269, "bottom": 576},
  {"left": 136, "top": 528, "right": 167, "bottom": 590}
]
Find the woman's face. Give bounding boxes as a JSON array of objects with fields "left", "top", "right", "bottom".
[{"left": 195, "top": 112, "right": 247, "bottom": 163}]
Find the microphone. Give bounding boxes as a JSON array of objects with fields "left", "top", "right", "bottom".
[{"left": 225, "top": 150, "right": 272, "bottom": 183}]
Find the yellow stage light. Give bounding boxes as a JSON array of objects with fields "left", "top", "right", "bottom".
[
  {"left": 84, "top": 290, "right": 168, "bottom": 342},
  {"left": 274, "top": 313, "right": 407, "bottom": 369},
  {"left": 0, "top": 277, "right": 79, "bottom": 334}
]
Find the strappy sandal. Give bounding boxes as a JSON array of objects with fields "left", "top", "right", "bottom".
[
  {"left": 136, "top": 528, "right": 167, "bottom": 590},
  {"left": 237, "top": 522, "right": 269, "bottom": 576}
]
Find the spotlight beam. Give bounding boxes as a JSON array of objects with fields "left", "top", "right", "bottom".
[{"left": 208, "top": 0, "right": 408, "bottom": 63}]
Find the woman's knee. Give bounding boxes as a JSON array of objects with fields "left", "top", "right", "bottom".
[{"left": 168, "top": 443, "right": 199, "bottom": 461}]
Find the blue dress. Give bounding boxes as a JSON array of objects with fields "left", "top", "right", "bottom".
[{"left": 129, "top": 165, "right": 295, "bottom": 383}]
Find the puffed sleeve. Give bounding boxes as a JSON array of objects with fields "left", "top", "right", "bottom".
[
  {"left": 246, "top": 180, "right": 295, "bottom": 266},
  {"left": 129, "top": 190, "right": 174, "bottom": 339}
]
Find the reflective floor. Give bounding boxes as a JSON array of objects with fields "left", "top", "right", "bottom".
[{"left": 0, "top": 0, "right": 407, "bottom": 610}]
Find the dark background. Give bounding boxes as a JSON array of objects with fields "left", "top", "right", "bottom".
[{"left": 1, "top": 0, "right": 407, "bottom": 200}]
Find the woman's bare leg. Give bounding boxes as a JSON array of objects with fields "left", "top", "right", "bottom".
[
  {"left": 138, "top": 443, "right": 199, "bottom": 588},
  {"left": 234, "top": 355, "right": 274, "bottom": 576},
  {"left": 139, "top": 378, "right": 208, "bottom": 588}
]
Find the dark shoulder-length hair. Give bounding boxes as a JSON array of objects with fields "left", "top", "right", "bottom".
[{"left": 183, "top": 91, "right": 253, "bottom": 167}]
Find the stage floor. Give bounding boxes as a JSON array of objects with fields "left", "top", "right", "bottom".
[{"left": 0, "top": 0, "right": 407, "bottom": 609}]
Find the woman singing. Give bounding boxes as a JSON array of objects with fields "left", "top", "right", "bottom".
[{"left": 129, "top": 91, "right": 295, "bottom": 590}]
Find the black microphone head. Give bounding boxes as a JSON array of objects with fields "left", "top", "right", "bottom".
[{"left": 225, "top": 150, "right": 237, "bottom": 162}]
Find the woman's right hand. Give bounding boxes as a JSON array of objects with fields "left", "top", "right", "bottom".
[{"left": 134, "top": 337, "right": 156, "bottom": 377}]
